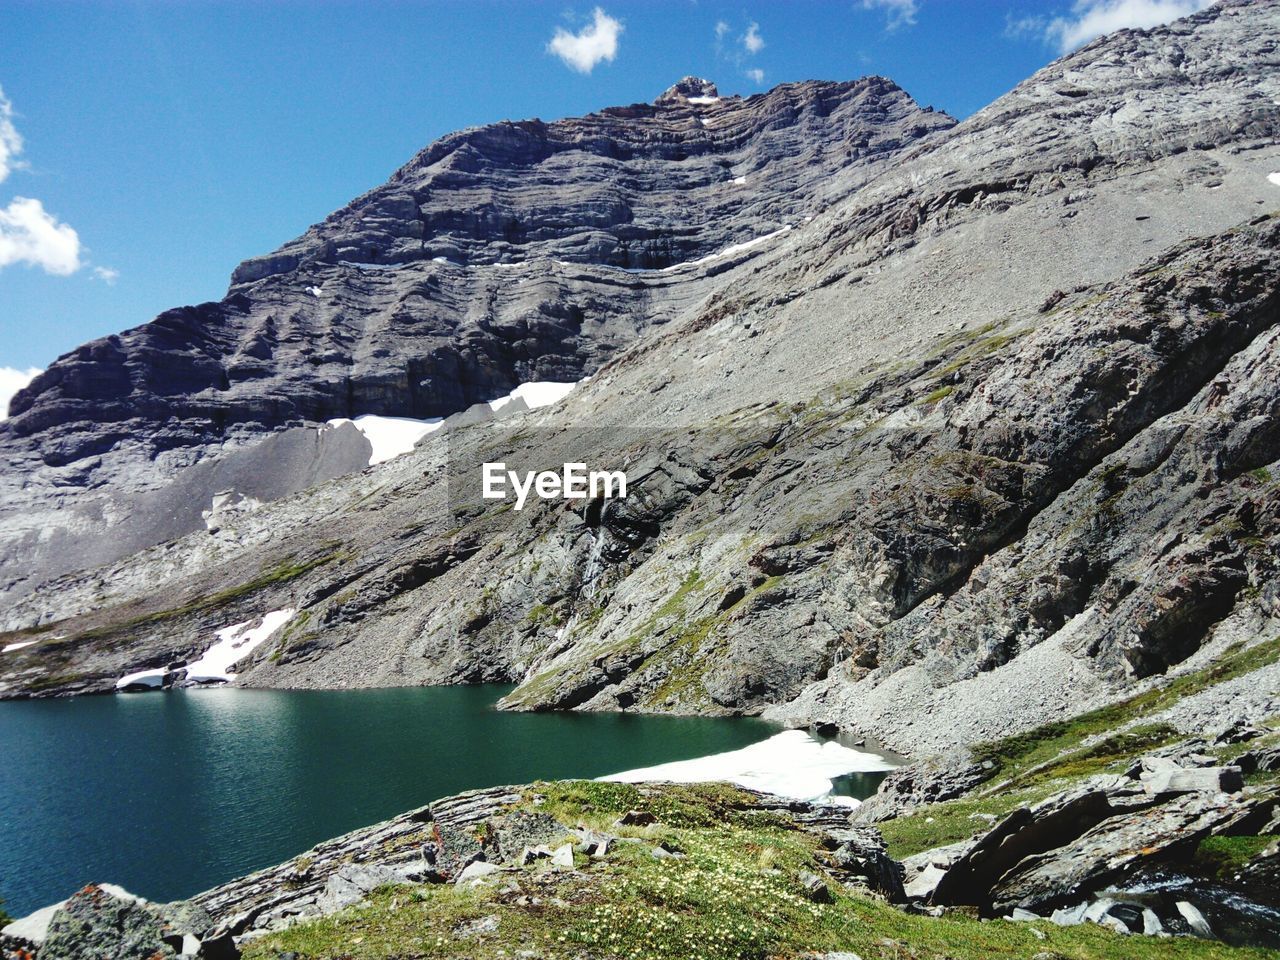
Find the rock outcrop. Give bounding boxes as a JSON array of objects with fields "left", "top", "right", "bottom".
[{"left": 1, "top": 883, "right": 230, "bottom": 960}]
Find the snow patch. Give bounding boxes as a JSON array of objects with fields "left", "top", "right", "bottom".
[
  {"left": 731, "top": 176, "right": 747, "bottom": 185},
  {"left": 2, "top": 639, "right": 38, "bottom": 653},
  {"left": 328, "top": 381, "right": 578, "bottom": 467},
  {"left": 306, "top": 285, "right": 323, "bottom": 297},
  {"left": 184, "top": 609, "right": 296, "bottom": 683},
  {"left": 487, "top": 380, "right": 578, "bottom": 413},
  {"left": 687, "top": 95, "right": 720, "bottom": 105},
  {"left": 115, "top": 667, "right": 166, "bottom": 690},
  {"left": 600, "top": 226, "right": 795, "bottom": 276},
  {"left": 326, "top": 414, "right": 444, "bottom": 465},
  {"left": 115, "top": 609, "right": 296, "bottom": 691},
  {"left": 602, "top": 729, "right": 896, "bottom": 803},
  {"left": 672, "top": 225, "right": 793, "bottom": 270},
  {"left": 1268, "top": 172, "right": 1280, "bottom": 188}
]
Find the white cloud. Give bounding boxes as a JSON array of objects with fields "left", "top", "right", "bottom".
[
  {"left": 1045, "top": 0, "right": 1214, "bottom": 52},
  {"left": 1004, "top": 13, "right": 1048, "bottom": 39},
  {"left": 713, "top": 19, "right": 767, "bottom": 89},
  {"left": 92, "top": 265, "right": 119, "bottom": 285},
  {"left": 0, "top": 196, "right": 82, "bottom": 275},
  {"left": 548, "top": 7, "right": 623, "bottom": 74},
  {"left": 0, "top": 85, "right": 88, "bottom": 277},
  {"left": 0, "top": 87, "right": 23, "bottom": 184},
  {"left": 861, "top": 0, "right": 919, "bottom": 30},
  {"left": 0, "top": 366, "right": 41, "bottom": 419}
]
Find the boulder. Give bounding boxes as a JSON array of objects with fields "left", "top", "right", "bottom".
[
  {"left": 1238, "top": 839, "right": 1280, "bottom": 897},
  {"left": 615, "top": 810, "right": 658, "bottom": 827},
  {"left": 455, "top": 861, "right": 501, "bottom": 887},
  {"left": 155, "top": 899, "right": 215, "bottom": 940},
  {"left": 927, "top": 771, "right": 1278, "bottom": 914},
  {"left": 573, "top": 829, "right": 613, "bottom": 858},
  {"left": 799, "top": 871, "right": 833, "bottom": 903},
  {"left": 988, "top": 788, "right": 1267, "bottom": 913},
  {"left": 650, "top": 844, "right": 685, "bottom": 860},
  {"left": 2, "top": 899, "right": 66, "bottom": 949},
  {"left": 38, "top": 884, "right": 176, "bottom": 960},
  {"left": 488, "top": 810, "right": 567, "bottom": 861},
  {"left": 822, "top": 827, "right": 905, "bottom": 902},
  {"left": 195, "top": 930, "right": 240, "bottom": 960},
  {"left": 520, "top": 845, "right": 553, "bottom": 865},
  {"left": 1213, "top": 721, "right": 1264, "bottom": 745},
  {"left": 1235, "top": 746, "right": 1280, "bottom": 776},
  {"left": 903, "top": 863, "right": 948, "bottom": 901},
  {"left": 1139, "top": 759, "right": 1243, "bottom": 795},
  {"left": 316, "top": 863, "right": 409, "bottom": 914},
  {"left": 430, "top": 821, "right": 487, "bottom": 879},
  {"left": 549, "top": 844, "right": 575, "bottom": 869},
  {"left": 853, "top": 754, "right": 988, "bottom": 823},
  {"left": 1176, "top": 900, "right": 1215, "bottom": 939},
  {"left": 901, "top": 838, "right": 976, "bottom": 902},
  {"left": 929, "top": 775, "right": 1157, "bottom": 908}
]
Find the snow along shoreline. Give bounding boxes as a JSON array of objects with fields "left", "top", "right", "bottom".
[
  {"left": 602, "top": 729, "right": 898, "bottom": 807},
  {"left": 115, "top": 609, "right": 296, "bottom": 691}
]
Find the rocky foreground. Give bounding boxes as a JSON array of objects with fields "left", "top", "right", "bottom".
[{"left": 4, "top": 657, "right": 1278, "bottom": 959}]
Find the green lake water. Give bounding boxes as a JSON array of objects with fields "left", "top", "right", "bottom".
[{"left": 0, "top": 685, "right": 805, "bottom": 915}]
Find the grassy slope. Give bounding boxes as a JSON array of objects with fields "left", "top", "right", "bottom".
[{"left": 242, "top": 782, "right": 1273, "bottom": 960}]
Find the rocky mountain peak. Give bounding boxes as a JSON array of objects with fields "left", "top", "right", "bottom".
[
  {"left": 0, "top": 70, "right": 956, "bottom": 595},
  {"left": 655, "top": 76, "right": 719, "bottom": 104}
]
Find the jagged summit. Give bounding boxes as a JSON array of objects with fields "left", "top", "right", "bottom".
[{"left": 655, "top": 76, "right": 720, "bottom": 104}]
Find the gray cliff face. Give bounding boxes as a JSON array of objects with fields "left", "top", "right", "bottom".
[
  {"left": 1, "top": 1, "right": 1279, "bottom": 762},
  {"left": 0, "top": 76, "right": 951, "bottom": 597}
]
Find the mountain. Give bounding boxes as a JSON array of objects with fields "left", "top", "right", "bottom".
[
  {"left": 0, "top": 75, "right": 951, "bottom": 597},
  {"left": 1, "top": 0, "right": 1278, "bottom": 770}
]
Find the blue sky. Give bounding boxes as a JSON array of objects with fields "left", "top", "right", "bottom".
[{"left": 0, "top": 0, "right": 1214, "bottom": 387}]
